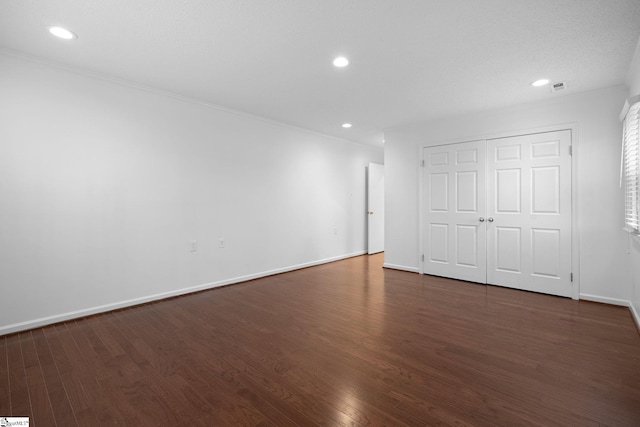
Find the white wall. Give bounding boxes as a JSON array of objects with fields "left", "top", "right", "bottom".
[
  {"left": 384, "top": 86, "right": 631, "bottom": 303},
  {"left": 0, "top": 52, "right": 383, "bottom": 334}
]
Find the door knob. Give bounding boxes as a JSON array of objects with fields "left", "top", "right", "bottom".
[
  {"left": 479, "top": 217, "right": 485, "bottom": 222},
  {"left": 368, "top": 211, "right": 374, "bottom": 215},
  {"left": 488, "top": 217, "right": 494, "bottom": 222}
]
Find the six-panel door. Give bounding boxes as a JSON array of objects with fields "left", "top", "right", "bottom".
[
  {"left": 423, "top": 141, "right": 487, "bottom": 283},
  {"left": 486, "top": 130, "right": 572, "bottom": 297}
]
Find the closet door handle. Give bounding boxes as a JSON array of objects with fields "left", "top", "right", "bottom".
[
  {"left": 479, "top": 217, "right": 485, "bottom": 222},
  {"left": 488, "top": 217, "right": 494, "bottom": 222}
]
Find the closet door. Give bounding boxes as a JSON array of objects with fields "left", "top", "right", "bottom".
[
  {"left": 486, "top": 130, "right": 572, "bottom": 297},
  {"left": 423, "top": 141, "right": 486, "bottom": 283}
]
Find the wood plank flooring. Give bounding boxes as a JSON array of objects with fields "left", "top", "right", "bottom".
[{"left": 2, "top": 253, "right": 640, "bottom": 426}]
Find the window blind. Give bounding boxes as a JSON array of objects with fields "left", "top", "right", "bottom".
[{"left": 622, "top": 99, "right": 640, "bottom": 233}]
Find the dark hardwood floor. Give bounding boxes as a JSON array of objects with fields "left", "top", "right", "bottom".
[{"left": 2, "top": 253, "right": 640, "bottom": 426}]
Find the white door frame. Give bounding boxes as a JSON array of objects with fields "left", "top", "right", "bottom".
[{"left": 418, "top": 123, "right": 580, "bottom": 300}]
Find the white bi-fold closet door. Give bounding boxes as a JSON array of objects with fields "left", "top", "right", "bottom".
[{"left": 422, "top": 130, "right": 572, "bottom": 297}]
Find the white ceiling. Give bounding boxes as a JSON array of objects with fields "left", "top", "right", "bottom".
[{"left": 2, "top": 0, "right": 640, "bottom": 146}]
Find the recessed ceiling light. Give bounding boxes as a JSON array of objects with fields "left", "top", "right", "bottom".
[
  {"left": 49, "top": 26, "right": 77, "bottom": 40},
  {"left": 333, "top": 57, "right": 349, "bottom": 68},
  {"left": 342, "top": 123, "right": 352, "bottom": 128},
  {"left": 531, "top": 78, "right": 550, "bottom": 87}
]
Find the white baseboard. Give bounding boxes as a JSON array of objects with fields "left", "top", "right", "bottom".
[
  {"left": 629, "top": 301, "right": 640, "bottom": 332},
  {"left": 383, "top": 263, "right": 420, "bottom": 273},
  {"left": 579, "top": 293, "right": 630, "bottom": 306},
  {"left": 0, "top": 250, "right": 366, "bottom": 336},
  {"left": 580, "top": 293, "right": 640, "bottom": 332}
]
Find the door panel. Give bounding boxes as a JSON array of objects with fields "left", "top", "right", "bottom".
[
  {"left": 486, "top": 130, "right": 572, "bottom": 297},
  {"left": 430, "top": 173, "right": 448, "bottom": 211},
  {"left": 495, "top": 144, "right": 521, "bottom": 161},
  {"left": 496, "top": 169, "right": 521, "bottom": 213},
  {"left": 531, "top": 166, "right": 560, "bottom": 213},
  {"left": 456, "top": 171, "right": 478, "bottom": 212},
  {"left": 456, "top": 225, "right": 478, "bottom": 266},
  {"left": 423, "top": 141, "right": 486, "bottom": 282},
  {"left": 495, "top": 226, "right": 521, "bottom": 272},
  {"left": 429, "top": 224, "right": 448, "bottom": 262},
  {"left": 531, "top": 228, "right": 560, "bottom": 277}
]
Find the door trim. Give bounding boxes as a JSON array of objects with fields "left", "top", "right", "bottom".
[{"left": 419, "top": 123, "right": 580, "bottom": 300}]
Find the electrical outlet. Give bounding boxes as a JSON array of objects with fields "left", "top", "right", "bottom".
[
  {"left": 219, "top": 238, "right": 225, "bottom": 248},
  {"left": 190, "top": 240, "right": 198, "bottom": 252}
]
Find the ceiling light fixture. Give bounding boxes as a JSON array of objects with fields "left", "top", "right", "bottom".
[
  {"left": 49, "top": 26, "right": 77, "bottom": 40},
  {"left": 333, "top": 56, "right": 349, "bottom": 67},
  {"left": 531, "top": 78, "right": 550, "bottom": 87},
  {"left": 342, "top": 123, "right": 352, "bottom": 128}
]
